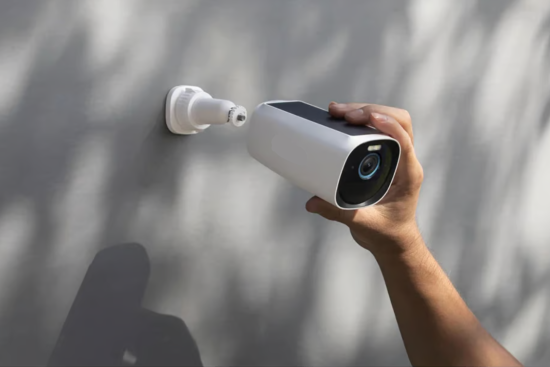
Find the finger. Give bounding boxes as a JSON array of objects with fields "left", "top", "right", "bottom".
[
  {"left": 368, "top": 113, "right": 413, "bottom": 154},
  {"left": 306, "top": 196, "right": 356, "bottom": 225},
  {"left": 368, "top": 113, "right": 422, "bottom": 187},
  {"left": 328, "top": 102, "right": 368, "bottom": 118},
  {"left": 344, "top": 105, "right": 414, "bottom": 145}
]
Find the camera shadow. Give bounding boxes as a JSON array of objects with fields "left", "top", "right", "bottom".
[{"left": 48, "top": 243, "right": 203, "bottom": 367}]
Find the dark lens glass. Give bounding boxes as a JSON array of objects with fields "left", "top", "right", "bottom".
[
  {"left": 337, "top": 141, "right": 400, "bottom": 208},
  {"left": 359, "top": 153, "right": 380, "bottom": 179}
]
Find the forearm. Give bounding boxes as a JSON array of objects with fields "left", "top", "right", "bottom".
[{"left": 374, "top": 235, "right": 522, "bottom": 367}]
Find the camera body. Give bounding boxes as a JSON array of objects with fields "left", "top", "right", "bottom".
[{"left": 247, "top": 101, "right": 401, "bottom": 210}]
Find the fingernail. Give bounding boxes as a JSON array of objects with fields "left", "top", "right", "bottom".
[
  {"left": 371, "top": 112, "right": 389, "bottom": 122},
  {"left": 329, "top": 101, "right": 337, "bottom": 106},
  {"left": 346, "top": 109, "right": 364, "bottom": 119}
]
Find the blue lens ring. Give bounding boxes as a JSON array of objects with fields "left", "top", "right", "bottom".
[{"left": 358, "top": 153, "right": 381, "bottom": 180}]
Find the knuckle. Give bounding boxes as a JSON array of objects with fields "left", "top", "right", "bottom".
[
  {"left": 337, "top": 209, "right": 354, "bottom": 224},
  {"left": 413, "top": 164, "right": 424, "bottom": 186},
  {"left": 400, "top": 109, "right": 412, "bottom": 123},
  {"left": 336, "top": 209, "right": 348, "bottom": 223},
  {"left": 352, "top": 103, "right": 369, "bottom": 110},
  {"left": 360, "top": 104, "right": 374, "bottom": 114},
  {"left": 417, "top": 165, "right": 424, "bottom": 183}
]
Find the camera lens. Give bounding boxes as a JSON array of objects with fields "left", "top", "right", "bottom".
[
  {"left": 358, "top": 153, "right": 380, "bottom": 180},
  {"left": 337, "top": 140, "right": 400, "bottom": 208}
]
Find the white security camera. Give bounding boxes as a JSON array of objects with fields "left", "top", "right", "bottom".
[{"left": 247, "top": 101, "right": 401, "bottom": 209}]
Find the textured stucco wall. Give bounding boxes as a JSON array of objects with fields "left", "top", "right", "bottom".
[{"left": 0, "top": 1, "right": 549, "bottom": 365}]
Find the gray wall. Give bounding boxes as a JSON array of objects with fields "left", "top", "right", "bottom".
[{"left": 0, "top": 0, "right": 549, "bottom": 365}]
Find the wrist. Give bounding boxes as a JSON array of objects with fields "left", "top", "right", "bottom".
[
  {"left": 370, "top": 225, "right": 426, "bottom": 263},
  {"left": 373, "top": 236, "right": 436, "bottom": 286}
]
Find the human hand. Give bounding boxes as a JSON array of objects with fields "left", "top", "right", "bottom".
[{"left": 306, "top": 103, "right": 424, "bottom": 257}]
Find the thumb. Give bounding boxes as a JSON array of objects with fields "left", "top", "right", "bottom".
[{"left": 306, "top": 197, "right": 355, "bottom": 225}]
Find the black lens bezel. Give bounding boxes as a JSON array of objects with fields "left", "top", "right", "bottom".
[{"left": 336, "top": 140, "right": 400, "bottom": 208}]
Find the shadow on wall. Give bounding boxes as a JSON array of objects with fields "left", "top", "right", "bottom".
[{"left": 48, "top": 243, "right": 202, "bottom": 367}]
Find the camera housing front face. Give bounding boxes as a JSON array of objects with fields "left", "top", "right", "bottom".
[
  {"left": 336, "top": 140, "right": 400, "bottom": 208},
  {"left": 247, "top": 101, "right": 401, "bottom": 209}
]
